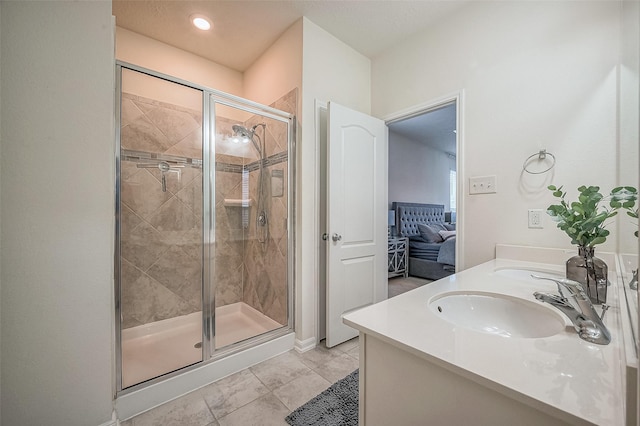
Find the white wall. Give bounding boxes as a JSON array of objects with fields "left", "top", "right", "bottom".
[
  {"left": 116, "top": 27, "right": 244, "bottom": 98},
  {"left": 619, "top": 0, "right": 639, "bottom": 254},
  {"left": 244, "top": 20, "right": 303, "bottom": 107},
  {"left": 297, "top": 17, "right": 371, "bottom": 346},
  {"left": 373, "top": 1, "right": 621, "bottom": 268},
  {"left": 0, "top": 3, "right": 3, "bottom": 421},
  {"left": 0, "top": 2, "right": 114, "bottom": 425},
  {"left": 389, "top": 131, "right": 455, "bottom": 210}
]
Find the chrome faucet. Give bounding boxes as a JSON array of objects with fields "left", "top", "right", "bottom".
[
  {"left": 532, "top": 275, "right": 611, "bottom": 345},
  {"left": 629, "top": 269, "right": 638, "bottom": 290}
]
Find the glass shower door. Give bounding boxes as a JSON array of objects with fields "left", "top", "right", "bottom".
[
  {"left": 117, "top": 68, "right": 205, "bottom": 389},
  {"left": 210, "top": 98, "right": 292, "bottom": 350},
  {"left": 115, "top": 63, "right": 295, "bottom": 392}
]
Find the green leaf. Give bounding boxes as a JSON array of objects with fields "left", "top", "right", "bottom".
[{"left": 571, "top": 203, "right": 584, "bottom": 214}]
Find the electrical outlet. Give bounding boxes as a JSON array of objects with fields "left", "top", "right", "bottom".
[
  {"left": 469, "top": 175, "right": 497, "bottom": 195},
  {"left": 528, "top": 209, "right": 543, "bottom": 229}
]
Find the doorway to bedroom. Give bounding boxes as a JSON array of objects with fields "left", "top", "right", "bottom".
[{"left": 386, "top": 99, "right": 459, "bottom": 296}]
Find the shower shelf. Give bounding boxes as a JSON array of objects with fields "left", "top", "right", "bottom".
[{"left": 223, "top": 199, "right": 253, "bottom": 207}]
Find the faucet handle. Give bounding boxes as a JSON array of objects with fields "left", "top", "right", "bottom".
[
  {"left": 531, "top": 275, "right": 586, "bottom": 299},
  {"left": 599, "top": 304, "right": 609, "bottom": 320}
]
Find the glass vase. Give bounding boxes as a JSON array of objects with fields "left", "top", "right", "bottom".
[{"left": 566, "top": 246, "right": 608, "bottom": 305}]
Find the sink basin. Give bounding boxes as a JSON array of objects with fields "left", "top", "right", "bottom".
[{"left": 429, "top": 292, "right": 566, "bottom": 338}]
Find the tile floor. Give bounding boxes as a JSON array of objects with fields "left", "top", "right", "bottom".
[
  {"left": 121, "top": 277, "right": 430, "bottom": 426},
  {"left": 121, "top": 337, "right": 360, "bottom": 426},
  {"left": 388, "top": 275, "right": 432, "bottom": 297}
]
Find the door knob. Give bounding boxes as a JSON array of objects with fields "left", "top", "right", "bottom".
[{"left": 332, "top": 233, "right": 342, "bottom": 242}]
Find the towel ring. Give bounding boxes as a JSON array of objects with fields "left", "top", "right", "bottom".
[{"left": 523, "top": 149, "right": 555, "bottom": 174}]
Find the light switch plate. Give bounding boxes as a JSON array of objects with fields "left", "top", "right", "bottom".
[{"left": 469, "top": 175, "right": 497, "bottom": 195}]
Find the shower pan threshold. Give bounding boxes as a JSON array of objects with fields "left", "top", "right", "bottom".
[{"left": 121, "top": 302, "right": 283, "bottom": 389}]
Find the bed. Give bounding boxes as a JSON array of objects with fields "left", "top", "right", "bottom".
[{"left": 391, "top": 202, "right": 455, "bottom": 281}]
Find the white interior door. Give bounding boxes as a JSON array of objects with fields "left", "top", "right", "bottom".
[{"left": 326, "top": 101, "right": 388, "bottom": 348}]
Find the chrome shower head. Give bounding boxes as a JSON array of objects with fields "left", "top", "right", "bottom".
[
  {"left": 231, "top": 123, "right": 265, "bottom": 156},
  {"left": 232, "top": 124, "right": 253, "bottom": 139}
]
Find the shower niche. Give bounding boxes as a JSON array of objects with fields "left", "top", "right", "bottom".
[{"left": 116, "top": 64, "right": 295, "bottom": 391}]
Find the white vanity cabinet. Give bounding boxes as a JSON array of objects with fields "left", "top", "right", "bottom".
[
  {"left": 358, "top": 333, "right": 579, "bottom": 426},
  {"left": 344, "top": 246, "right": 627, "bottom": 426}
]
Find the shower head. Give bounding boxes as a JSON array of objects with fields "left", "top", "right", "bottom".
[
  {"left": 232, "top": 124, "right": 252, "bottom": 139},
  {"left": 231, "top": 123, "right": 266, "bottom": 156}
]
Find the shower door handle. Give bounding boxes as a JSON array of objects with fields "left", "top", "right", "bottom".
[{"left": 332, "top": 233, "right": 342, "bottom": 242}]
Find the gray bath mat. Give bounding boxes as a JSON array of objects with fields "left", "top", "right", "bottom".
[{"left": 285, "top": 369, "right": 359, "bottom": 426}]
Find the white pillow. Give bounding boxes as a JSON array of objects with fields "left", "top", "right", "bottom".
[{"left": 438, "top": 230, "right": 456, "bottom": 241}]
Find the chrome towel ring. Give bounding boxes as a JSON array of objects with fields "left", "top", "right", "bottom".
[{"left": 523, "top": 149, "right": 555, "bottom": 174}]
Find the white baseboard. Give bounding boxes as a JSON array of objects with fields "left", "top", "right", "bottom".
[
  {"left": 294, "top": 337, "right": 316, "bottom": 353},
  {"left": 97, "top": 411, "right": 118, "bottom": 426}
]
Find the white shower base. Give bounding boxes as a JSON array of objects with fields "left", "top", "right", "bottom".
[{"left": 121, "top": 302, "right": 282, "bottom": 389}]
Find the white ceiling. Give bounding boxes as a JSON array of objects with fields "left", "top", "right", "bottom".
[
  {"left": 112, "top": 0, "right": 467, "bottom": 72},
  {"left": 388, "top": 103, "right": 457, "bottom": 155},
  {"left": 112, "top": 1, "right": 463, "bottom": 153}
]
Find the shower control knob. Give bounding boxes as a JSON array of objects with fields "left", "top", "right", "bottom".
[{"left": 332, "top": 233, "right": 342, "bottom": 242}]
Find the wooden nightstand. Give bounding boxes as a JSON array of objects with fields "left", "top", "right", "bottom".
[{"left": 388, "top": 237, "right": 408, "bottom": 278}]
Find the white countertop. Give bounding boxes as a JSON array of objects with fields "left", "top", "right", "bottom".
[{"left": 343, "top": 257, "right": 625, "bottom": 426}]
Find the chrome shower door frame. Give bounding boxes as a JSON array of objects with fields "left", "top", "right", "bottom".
[
  {"left": 114, "top": 61, "right": 295, "bottom": 395},
  {"left": 206, "top": 93, "right": 295, "bottom": 360}
]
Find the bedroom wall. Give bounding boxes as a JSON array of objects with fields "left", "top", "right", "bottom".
[
  {"left": 1, "top": 1, "right": 114, "bottom": 424},
  {"left": 372, "top": 1, "right": 620, "bottom": 268},
  {"left": 389, "top": 130, "right": 455, "bottom": 211}
]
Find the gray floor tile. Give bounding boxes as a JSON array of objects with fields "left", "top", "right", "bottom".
[
  {"left": 296, "top": 343, "right": 343, "bottom": 370},
  {"left": 272, "top": 369, "right": 332, "bottom": 411},
  {"left": 129, "top": 390, "right": 215, "bottom": 426},
  {"left": 347, "top": 345, "right": 359, "bottom": 360},
  {"left": 217, "top": 393, "right": 290, "bottom": 426},
  {"left": 249, "top": 350, "right": 310, "bottom": 389},
  {"left": 200, "top": 368, "right": 270, "bottom": 419},
  {"left": 330, "top": 336, "right": 359, "bottom": 353},
  {"left": 388, "top": 276, "right": 432, "bottom": 298},
  {"left": 313, "top": 352, "right": 359, "bottom": 384}
]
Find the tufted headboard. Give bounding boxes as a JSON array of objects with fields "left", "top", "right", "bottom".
[{"left": 391, "top": 202, "right": 445, "bottom": 238}]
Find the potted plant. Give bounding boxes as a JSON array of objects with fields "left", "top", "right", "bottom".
[
  {"left": 610, "top": 186, "right": 639, "bottom": 238},
  {"left": 546, "top": 185, "right": 637, "bottom": 304}
]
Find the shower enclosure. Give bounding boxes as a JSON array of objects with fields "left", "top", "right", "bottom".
[{"left": 115, "top": 63, "right": 295, "bottom": 391}]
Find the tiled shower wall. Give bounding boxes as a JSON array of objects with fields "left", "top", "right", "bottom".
[
  {"left": 242, "top": 90, "right": 296, "bottom": 326},
  {"left": 119, "top": 89, "right": 296, "bottom": 330},
  {"left": 120, "top": 93, "right": 204, "bottom": 329}
]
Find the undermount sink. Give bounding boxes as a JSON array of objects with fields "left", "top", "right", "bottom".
[{"left": 429, "top": 292, "right": 566, "bottom": 338}]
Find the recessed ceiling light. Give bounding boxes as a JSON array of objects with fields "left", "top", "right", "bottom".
[{"left": 191, "top": 14, "right": 212, "bottom": 31}]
